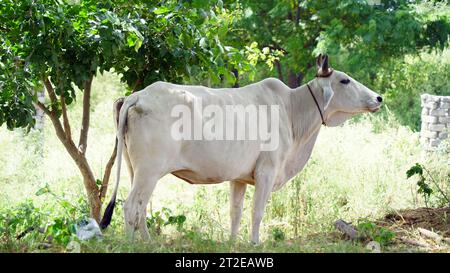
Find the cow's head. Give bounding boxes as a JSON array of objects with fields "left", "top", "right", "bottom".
[{"left": 313, "top": 54, "right": 382, "bottom": 126}]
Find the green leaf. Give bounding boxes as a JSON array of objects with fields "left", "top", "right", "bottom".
[
  {"left": 406, "top": 163, "right": 423, "bottom": 178},
  {"left": 134, "top": 38, "right": 143, "bottom": 52},
  {"left": 35, "top": 184, "right": 50, "bottom": 196},
  {"left": 154, "top": 6, "right": 170, "bottom": 15},
  {"left": 176, "top": 215, "right": 186, "bottom": 225},
  {"left": 96, "top": 179, "right": 102, "bottom": 186},
  {"left": 127, "top": 33, "right": 137, "bottom": 47}
]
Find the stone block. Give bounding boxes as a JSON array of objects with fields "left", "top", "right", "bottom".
[
  {"left": 425, "top": 102, "right": 438, "bottom": 110},
  {"left": 438, "top": 132, "right": 448, "bottom": 139},
  {"left": 430, "top": 109, "right": 446, "bottom": 116},
  {"left": 421, "top": 115, "right": 438, "bottom": 123},
  {"left": 429, "top": 139, "right": 440, "bottom": 147},
  {"left": 421, "top": 130, "right": 437, "bottom": 138},
  {"left": 438, "top": 116, "right": 450, "bottom": 123},
  {"left": 429, "top": 124, "right": 445, "bottom": 132},
  {"left": 440, "top": 103, "right": 450, "bottom": 109}
]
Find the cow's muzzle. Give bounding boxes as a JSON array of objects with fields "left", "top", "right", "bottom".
[{"left": 367, "top": 95, "right": 382, "bottom": 112}]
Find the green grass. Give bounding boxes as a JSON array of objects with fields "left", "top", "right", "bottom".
[{"left": 0, "top": 72, "right": 449, "bottom": 253}]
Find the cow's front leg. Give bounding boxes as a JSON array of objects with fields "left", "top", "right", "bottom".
[
  {"left": 251, "top": 168, "right": 276, "bottom": 244},
  {"left": 230, "top": 181, "right": 247, "bottom": 239}
]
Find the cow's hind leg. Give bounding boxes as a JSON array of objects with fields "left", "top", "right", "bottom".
[
  {"left": 251, "top": 166, "right": 276, "bottom": 244},
  {"left": 230, "top": 181, "right": 247, "bottom": 239},
  {"left": 123, "top": 167, "right": 160, "bottom": 241}
]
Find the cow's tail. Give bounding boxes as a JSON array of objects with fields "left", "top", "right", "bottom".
[{"left": 100, "top": 95, "right": 139, "bottom": 229}]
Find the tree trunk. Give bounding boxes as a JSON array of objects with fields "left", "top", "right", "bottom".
[
  {"left": 297, "top": 72, "right": 305, "bottom": 86},
  {"left": 73, "top": 150, "right": 102, "bottom": 221},
  {"left": 275, "top": 59, "right": 284, "bottom": 83},
  {"left": 88, "top": 185, "right": 102, "bottom": 221},
  {"left": 288, "top": 70, "right": 299, "bottom": 88},
  {"left": 100, "top": 140, "right": 118, "bottom": 201},
  {"left": 288, "top": 70, "right": 305, "bottom": 88},
  {"left": 295, "top": 1, "right": 301, "bottom": 26},
  {"left": 46, "top": 111, "right": 102, "bottom": 221}
]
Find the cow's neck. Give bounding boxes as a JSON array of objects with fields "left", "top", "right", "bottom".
[
  {"left": 290, "top": 80, "right": 324, "bottom": 143},
  {"left": 272, "top": 81, "right": 324, "bottom": 189}
]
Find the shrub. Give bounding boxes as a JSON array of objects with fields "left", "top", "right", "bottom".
[{"left": 357, "top": 220, "right": 396, "bottom": 247}]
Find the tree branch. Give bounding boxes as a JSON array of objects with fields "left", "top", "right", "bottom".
[
  {"left": 99, "top": 139, "right": 118, "bottom": 200},
  {"left": 42, "top": 76, "right": 73, "bottom": 140},
  {"left": 43, "top": 77, "right": 58, "bottom": 109},
  {"left": 33, "top": 101, "right": 51, "bottom": 116},
  {"left": 42, "top": 100, "right": 71, "bottom": 149},
  {"left": 40, "top": 77, "right": 69, "bottom": 146},
  {"left": 78, "top": 75, "right": 93, "bottom": 155},
  {"left": 60, "top": 94, "right": 72, "bottom": 140}
]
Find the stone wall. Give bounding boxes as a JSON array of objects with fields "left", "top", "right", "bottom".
[{"left": 420, "top": 94, "right": 450, "bottom": 150}]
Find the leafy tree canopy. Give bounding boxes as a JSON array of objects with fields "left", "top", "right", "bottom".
[
  {"left": 0, "top": 0, "right": 256, "bottom": 130},
  {"left": 233, "top": 0, "right": 450, "bottom": 86}
]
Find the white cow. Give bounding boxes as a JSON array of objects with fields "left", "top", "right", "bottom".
[{"left": 100, "top": 55, "right": 382, "bottom": 243}]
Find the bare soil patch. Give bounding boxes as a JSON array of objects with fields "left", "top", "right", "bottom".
[
  {"left": 378, "top": 206, "right": 450, "bottom": 252},
  {"left": 381, "top": 206, "right": 450, "bottom": 236}
]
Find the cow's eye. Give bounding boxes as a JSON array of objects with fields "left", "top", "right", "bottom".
[{"left": 340, "top": 79, "right": 350, "bottom": 84}]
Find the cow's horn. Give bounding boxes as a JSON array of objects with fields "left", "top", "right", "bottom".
[
  {"left": 316, "top": 54, "right": 323, "bottom": 68},
  {"left": 322, "top": 54, "right": 329, "bottom": 72}
]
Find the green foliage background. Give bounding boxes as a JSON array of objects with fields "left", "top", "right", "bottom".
[
  {"left": 373, "top": 52, "right": 450, "bottom": 131},
  {"left": 0, "top": 0, "right": 449, "bottom": 252}
]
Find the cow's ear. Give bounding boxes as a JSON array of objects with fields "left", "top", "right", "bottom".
[{"left": 323, "top": 85, "right": 334, "bottom": 110}]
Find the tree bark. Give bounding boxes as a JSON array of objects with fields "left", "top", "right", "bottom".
[
  {"left": 60, "top": 94, "right": 71, "bottom": 139},
  {"left": 78, "top": 75, "right": 93, "bottom": 155},
  {"left": 99, "top": 140, "right": 118, "bottom": 201}
]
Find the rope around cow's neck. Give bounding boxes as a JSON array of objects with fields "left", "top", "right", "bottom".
[{"left": 306, "top": 82, "right": 326, "bottom": 126}]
